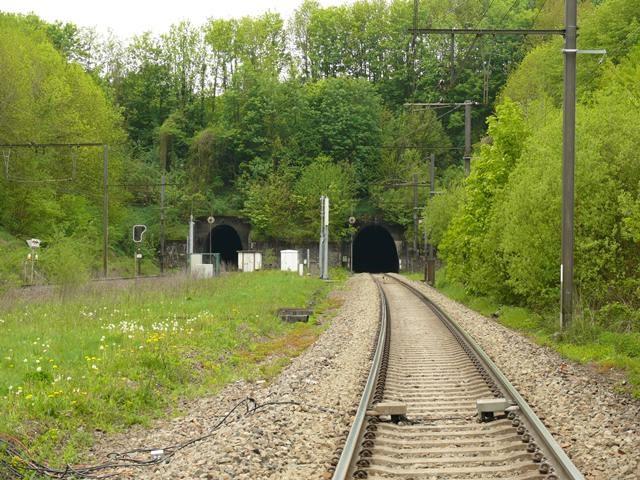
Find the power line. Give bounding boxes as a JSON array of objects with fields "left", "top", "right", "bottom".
[
  {"left": 531, "top": 0, "right": 550, "bottom": 26},
  {"left": 409, "top": 28, "right": 564, "bottom": 35},
  {"left": 496, "top": 0, "right": 521, "bottom": 26},
  {"left": 450, "top": 0, "right": 501, "bottom": 84}
]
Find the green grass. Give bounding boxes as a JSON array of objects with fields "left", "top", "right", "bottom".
[
  {"left": 0, "top": 270, "right": 342, "bottom": 468},
  {"left": 432, "top": 267, "right": 640, "bottom": 397}
]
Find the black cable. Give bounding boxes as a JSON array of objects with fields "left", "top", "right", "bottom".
[
  {"left": 0, "top": 397, "right": 300, "bottom": 479},
  {"left": 531, "top": 0, "right": 549, "bottom": 27}
]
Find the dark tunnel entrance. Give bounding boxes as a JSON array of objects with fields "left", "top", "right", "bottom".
[
  {"left": 353, "top": 225, "right": 399, "bottom": 273},
  {"left": 207, "top": 225, "right": 242, "bottom": 265}
]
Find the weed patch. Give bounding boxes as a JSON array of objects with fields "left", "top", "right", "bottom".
[{"left": 0, "top": 271, "right": 340, "bottom": 466}]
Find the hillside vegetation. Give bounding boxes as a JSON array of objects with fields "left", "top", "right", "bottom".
[
  {"left": 0, "top": 14, "right": 127, "bottom": 284},
  {"left": 0, "top": 1, "right": 551, "bottom": 285},
  {"left": 426, "top": 0, "right": 640, "bottom": 384}
]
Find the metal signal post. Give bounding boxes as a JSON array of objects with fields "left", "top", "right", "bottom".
[
  {"left": 319, "top": 196, "right": 330, "bottom": 280},
  {"left": 561, "top": 0, "right": 578, "bottom": 329}
]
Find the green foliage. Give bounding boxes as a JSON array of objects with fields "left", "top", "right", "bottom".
[
  {"left": 440, "top": 99, "right": 530, "bottom": 298},
  {"left": 243, "top": 156, "right": 357, "bottom": 241},
  {"left": 243, "top": 169, "right": 299, "bottom": 240},
  {"left": 294, "top": 157, "right": 357, "bottom": 239},
  {"left": 0, "top": 14, "right": 127, "bottom": 282},
  {"left": 503, "top": 0, "right": 640, "bottom": 107},
  {"left": 40, "top": 235, "right": 93, "bottom": 289},
  {"left": 0, "top": 1, "right": 602, "bottom": 272},
  {"left": 438, "top": 0, "right": 640, "bottom": 321},
  {"left": 306, "top": 78, "right": 383, "bottom": 189},
  {"left": 495, "top": 49, "right": 640, "bottom": 308},
  {"left": 424, "top": 178, "right": 464, "bottom": 247},
  {"left": 0, "top": 229, "right": 26, "bottom": 289}
]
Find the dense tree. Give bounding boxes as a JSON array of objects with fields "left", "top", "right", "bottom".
[
  {"left": 1, "top": 0, "right": 601, "bottom": 283},
  {"left": 243, "top": 156, "right": 357, "bottom": 241},
  {"left": 306, "top": 77, "right": 383, "bottom": 188},
  {"left": 437, "top": 0, "right": 640, "bottom": 314},
  {"left": 0, "top": 13, "right": 126, "bottom": 273}
]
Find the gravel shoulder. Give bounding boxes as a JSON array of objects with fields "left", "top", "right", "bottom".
[
  {"left": 404, "top": 278, "right": 640, "bottom": 480},
  {"left": 89, "top": 274, "right": 379, "bottom": 480}
]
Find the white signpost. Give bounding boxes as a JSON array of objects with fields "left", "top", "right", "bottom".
[
  {"left": 319, "top": 196, "right": 330, "bottom": 280},
  {"left": 25, "top": 238, "right": 41, "bottom": 285},
  {"left": 132, "top": 225, "right": 147, "bottom": 277}
]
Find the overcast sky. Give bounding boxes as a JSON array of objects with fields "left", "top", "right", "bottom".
[{"left": 1, "top": 0, "right": 351, "bottom": 39}]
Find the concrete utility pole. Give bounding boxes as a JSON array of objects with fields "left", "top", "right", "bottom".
[
  {"left": 187, "top": 214, "right": 194, "bottom": 274},
  {"left": 159, "top": 133, "right": 170, "bottom": 274},
  {"left": 319, "top": 196, "right": 324, "bottom": 278},
  {"left": 319, "top": 195, "right": 330, "bottom": 280},
  {"left": 561, "top": 0, "right": 578, "bottom": 329},
  {"left": 323, "top": 196, "right": 329, "bottom": 280}
]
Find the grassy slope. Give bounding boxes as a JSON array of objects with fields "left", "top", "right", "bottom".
[
  {"left": 0, "top": 270, "right": 343, "bottom": 466},
  {"left": 405, "top": 268, "right": 640, "bottom": 397}
]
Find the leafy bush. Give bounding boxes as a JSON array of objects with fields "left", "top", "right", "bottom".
[
  {"left": 438, "top": 1, "right": 640, "bottom": 319},
  {"left": 40, "top": 236, "right": 92, "bottom": 290}
]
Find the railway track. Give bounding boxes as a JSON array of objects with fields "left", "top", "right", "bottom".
[{"left": 332, "top": 273, "right": 584, "bottom": 480}]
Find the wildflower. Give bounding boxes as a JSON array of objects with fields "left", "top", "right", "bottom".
[
  {"left": 36, "top": 366, "right": 42, "bottom": 372},
  {"left": 26, "top": 393, "right": 34, "bottom": 400},
  {"left": 91, "top": 364, "right": 98, "bottom": 370}
]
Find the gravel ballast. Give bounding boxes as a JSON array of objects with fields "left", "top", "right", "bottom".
[
  {"left": 89, "top": 273, "right": 639, "bottom": 480},
  {"left": 404, "top": 278, "right": 640, "bottom": 480},
  {"left": 90, "top": 274, "right": 379, "bottom": 479}
]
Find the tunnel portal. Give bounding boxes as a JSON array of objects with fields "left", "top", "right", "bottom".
[
  {"left": 353, "top": 225, "right": 399, "bottom": 273},
  {"left": 207, "top": 224, "right": 243, "bottom": 265}
]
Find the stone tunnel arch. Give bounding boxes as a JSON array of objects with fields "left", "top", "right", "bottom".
[
  {"left": 353, "top": 225, "right": 399, "bottom": 273},
  {"left": 207, "top": 224, "right": 243, "bottom": 266}
]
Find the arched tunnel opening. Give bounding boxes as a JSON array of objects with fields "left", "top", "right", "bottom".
[
  {"left": 207, "top": 225, "right": 242, "bottom": 266},
  {"left": 353, "top": 225, "right": 399, "bottom": 273}
]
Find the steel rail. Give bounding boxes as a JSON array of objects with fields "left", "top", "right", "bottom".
[
  {"left": 388, "top": 273, "right": 585, "bottom": 480},
  {"left": 332, "top": 275, "right": 389, "bottom": 479}
]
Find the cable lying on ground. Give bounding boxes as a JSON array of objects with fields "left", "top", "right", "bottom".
[{"left": 0, "top": 397, "right": 299, "bottom": 479}]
